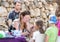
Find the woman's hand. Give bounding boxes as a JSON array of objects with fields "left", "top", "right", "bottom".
[{"left": 22, "top": 32, "right": 29, "bottom": 36}]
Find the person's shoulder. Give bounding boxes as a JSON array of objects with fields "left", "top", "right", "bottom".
[
  {"left": 46, "top": 27, "right": 52, "bottom": 31},
  {"left": 9, "top": 9, "right": 15, "bottom": 14},
  {"left": 46, "top": 27, "right": 51, "bottom": 30}
]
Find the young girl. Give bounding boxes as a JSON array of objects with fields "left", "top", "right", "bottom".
[{"left": 32, "top": 20, "right": 45, "bottom": 42}]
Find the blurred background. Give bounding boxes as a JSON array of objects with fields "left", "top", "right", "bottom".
[{"left": 0, "top": 0, "right": 58, "bottom": 31}]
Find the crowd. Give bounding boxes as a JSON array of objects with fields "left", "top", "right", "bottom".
[{"left": 0, "top": 0, "right": 60, "bottom": 42}]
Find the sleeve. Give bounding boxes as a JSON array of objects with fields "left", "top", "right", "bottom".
[
  {"left": 8, "top": 13, "right": 13, "bottom": 19},
  {"left": 45, "top": 28, "right": 51, "bottom": 36},
  {"left": 32, "top": 32, "right": 36, "bottom": 40}
]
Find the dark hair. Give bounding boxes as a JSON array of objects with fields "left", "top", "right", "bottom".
[
  {"left": 20, "top": 11, "right": 31, "bottom": 17},
  {"left": 55, "top": 6, "right": 60, "bottom": 17},
  {"left": 14, "top": 1, "right": 22, "bottom": 5},
  {"left": 20, "top": 11, "right": 31, "bottom": 30},
  {"left": 36, "top": 20, "right": 45, "bottom": 34},
  {"left": 20, "top": 10, "right": 31, "bottom": 21}
]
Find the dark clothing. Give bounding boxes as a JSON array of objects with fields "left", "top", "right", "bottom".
[
  {"left": 8, "top": 25, "right": 16, "bottom": 32},
  {"left": 8, "top": 10, "right": 20, "bottom": 32},
  {"left": 8, "top": 10, "right": 20, "bottom": 21}
]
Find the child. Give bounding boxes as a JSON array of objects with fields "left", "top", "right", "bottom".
[
  {"left": 32, "top": 20, "right": 45, "bottom": 42},
  {"left": 45, "top": 15, "right": 58, "bottom": 42}
]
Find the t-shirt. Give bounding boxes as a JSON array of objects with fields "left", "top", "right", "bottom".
[
  {"left": 56, "top": 20, "right": 60, "bottom": 36},
  {"left": 45, "top": 26, "right": 58, "bottom": 42},
  {"left": 8, "top": 10, "right": 20, "bottom": 21},
  {"left": 8, "top": 10, "right": 20, "bottom": 32},
  {"left": 32, "top": 30, "right": 45, "bottom": 42}
]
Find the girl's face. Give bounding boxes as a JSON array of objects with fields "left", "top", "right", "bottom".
[{"left": 23, "top": 15, "right": 31, "bottom": 23}]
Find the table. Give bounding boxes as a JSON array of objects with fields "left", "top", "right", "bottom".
[{"left": 0, "top": 37, "right": 27, "bottom": 42}]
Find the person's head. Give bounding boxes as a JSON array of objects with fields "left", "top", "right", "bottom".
[
  {"left": 20, "top": 11, "right": 31, "bottom": 23},
  {"left": 49, "top": 15, "right": 57, "bottom": 26},
  {"left": 55, "top": 7, "right": 60, "bottom": 20},
  {"left": 13, "top": 19, "right": 19, "bottom": 30},
  {"left": 20, "top": 11, "right": 31, "bottom": 30},
  {"left": 35, "top": 20, "right": 44, "bottom": 34},
  {"left": 14, "top": 1, "right": 22, "bottom": 11}
]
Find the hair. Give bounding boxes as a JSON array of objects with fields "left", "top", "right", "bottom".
[
  {"left": 55, "top": 6, "right": 60, "bottom": 17},
  {"left": 14, "top": 1, "right": 22, "bottom": 5},
  {"left": 20, "top": 10, "right": 31, "bottom": 21},
  {"left": 36, "top": 20, "right": 45, "bottom": 34},
  {"left": 20, "top": 11, "right": 30, "bottom": 16},
  {"left": 20, "top": 11, "right": 31, "bottom": 30}
]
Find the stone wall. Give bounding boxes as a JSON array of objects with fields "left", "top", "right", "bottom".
[{"left": 0, "top": 0, "right": 57, "bottom": 30}]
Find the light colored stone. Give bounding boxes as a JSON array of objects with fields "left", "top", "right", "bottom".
[
  {"left": 34, "top": 8, "right": 40, "bottom": 17},
  {"left": 30, "top": 9, "right": 35, "bottom": 17},
  {"left": 22, "top": 4, "right": 27, "bottom": 11},
  {"left": 0, "top": 0, "right": 1, "bottom": 2},
  {"left": 1, "top": 0, "right": 7, "bottom": 2},
  {"left": 38, "top": 1, "right": 43, "bottom": 8},
  {"left": 24, "top": 1, "right": 30, "bottom": 6},
  {"left": 1, "top": 2, "right": 9, "bottom": 7},
  {"left": 28, "top": 0, "right": 34, "bottom": 1},
  {"left": 7, "top": 0, "right": 14, "bottom": 3},
  {"left": 0, "top": 17, "right": 8, "bottom": 29},
  {"left": 10, "top": 3, "right": 14, "bottom": 8},
  {"left": 7, "top": 8, "right": 12, "bottom": 12},
  {"left": 42, "top": 12, "right": 47, "bottom": 19},
  {"left": 14, "top": 0, "right": 22, "bottom": 3},
  {"left": 0, "top": 6, "right": 8, "bottom": 17}
]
